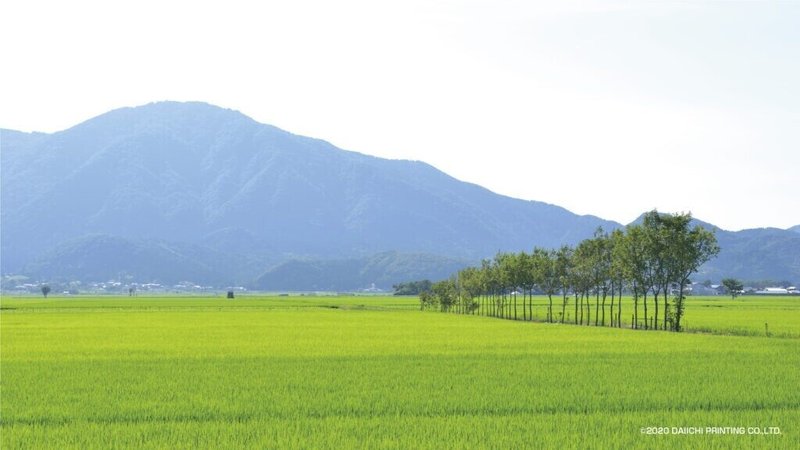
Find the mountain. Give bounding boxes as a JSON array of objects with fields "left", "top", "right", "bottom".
[
  {"left": 699, "top": 227, "right": 800, "bottom": 283},
  {"left": 3, "top": 101, "right": 797, "bottom": 286},
  {"left": 1, "top": 101, "right": 616, "bottom": 285},
  {"left": 21, "top": 234, "right": 265, "bottom": 285},
  {"left": 254, "top": 252, "right": 470, "bottom": 291},
  {"left": 627, "top": 215, "right": 800, "bottom": 283}
]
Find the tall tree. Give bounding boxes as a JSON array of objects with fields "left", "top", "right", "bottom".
[
  {"left": 495, "top": 253, "right": 516, "bottom": 319},
  {"left": 490, "top": 255, "right": 508, "bottom": 319},
  {"left": 609, "top": 229, "right": 627, "bottom": 327},
  {"left": 642, "top": 211, "right": 670, "bottom": 330},
  {"left": 665, "top": 214, "right": 720, "bottom": 331},
  {"left": 620, "top": 224, "right": 650, "bottom": 329},
  {"left": 459, "top": 267, "right": 483, "bottom": 314},
  {"left": 556, "top": 245, "right": 574, "bottom": 324},
  {"left": 573, "top": 240, "right": 593, "bottom": 325},
  {"left": 517, "top": 251, "right": 536, "bottom": 321},
  {"left": 419, "top": 291, "right": 436, "bottom": 310},
  {"left": 532, "top": 247, "right": 559, "bottom": 322},
  {"left": 587, "top": 228, "right": 612, "bottom": 327},
  {"left": 432, "top": 278, "right": 458, "bottom": 313}
]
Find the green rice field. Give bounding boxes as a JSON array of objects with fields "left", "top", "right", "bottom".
[{"left": 1, "top": 295, "right": 798, "bottom": 449}]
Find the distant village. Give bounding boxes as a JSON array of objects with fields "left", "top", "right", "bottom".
[
  {"left": 683, "top": 282, "right": 799, "bottom": 296},
  {"left": 1, "top": 278, "right": 232, "bottom": 296},
  {"left": 1, "top": 276, "right": 797, "bottom": 296},
  {"left": 0, "top": 276, "right": 389, "bottom": 296}
]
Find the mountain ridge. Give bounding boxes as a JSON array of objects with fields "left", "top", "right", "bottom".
[{"left": 2, "top": 101, "right": 797, "bottom": 286}]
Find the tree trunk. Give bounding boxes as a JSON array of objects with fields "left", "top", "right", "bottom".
[
  {"left": 610, "top": 282, "right": 615, "bottom": 327},
  {"left": 654, "top": 290, "right": 660, "bottom": 330},
  {"left": 498, "top": 293, "right": 503, "bottom": 318},
  {"left": 529, "top": 289, "right": 534, "bottom": 321},
  {"left": 664, "top": 286, "right": 669, "bottom": 330},
  {"left": 595, "top": 290, "right": 600, "bottom": 326},
  {"left": 586, "top": 291, "right": 591, "bottom": 326},
  {"left": 643, "top": 292, "right": 649, "bottom": 330},
  {"left": 528, "top": 291, "right": 532, "bottom": 320},
  {"left": 574, "top": 292, "right": 579, "bottom": 325},
  {"left": 674, "top": 279, "right": 689, "bottom": 331},
  {"left": 601, "top": 290, "right": 607, "bottom": 327}
]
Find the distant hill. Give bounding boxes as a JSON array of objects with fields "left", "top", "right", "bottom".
[
  {"left": 254, "top": 252, "right": 470, "bottom": 291},
  {"left": 2, "top": 101, "right": 797, "bottom": 286},
  {"left": 699, "top": 227, "right": 800, "bottom": 283},
  {"left": 21, "top": 235, "right": 268, "bottom": 285},
  {"left": 789, "top": 225, "right": 800, "bottom": 234}
]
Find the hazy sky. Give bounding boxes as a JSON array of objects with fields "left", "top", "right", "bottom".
[{"left": 2, "top": 0, "right": 798, "bottom": 231}]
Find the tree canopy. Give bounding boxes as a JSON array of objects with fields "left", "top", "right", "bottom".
[
  {"left": 422, "top": 211, "right": 719, "bottom": 332},
  {"left": 721, "top": 278, "right": 744, "bottom": 299}
]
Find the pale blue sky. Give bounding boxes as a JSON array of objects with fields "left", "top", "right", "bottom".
[{"left": 2, "top": 0, "right": 798, "bottom": 230}]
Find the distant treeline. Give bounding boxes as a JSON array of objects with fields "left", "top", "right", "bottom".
[
  {"left": 421, "top": 211, "right": 719, "bottom": 332},
  {"left": 393, "top": 280, "right": 433, "bottom": 296}
]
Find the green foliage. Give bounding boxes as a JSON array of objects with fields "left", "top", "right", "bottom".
[
  {"left": 433, "top": 211, "right": 720, "bottom": 332},
  {"left": 418, "top": 291, "right": 437, "bottom": 310},
  {"left": 1, "top": 296, "right": 798, "bottom": 448},
  {"left": 431, "top": 278, "right": 458, "bottom": 312},
  {"left": 721, "top": 278, "right": 745, "bottom": 299},
  {"left": 644, "top": 211, "right": 720, "bottom": 331},
  {"left": 393, "top": 280, "right": 433, "bottom": 296}
]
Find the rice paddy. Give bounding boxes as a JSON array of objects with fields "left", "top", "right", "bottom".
[{"left": 1, "top": 295, "right": 798, "bottom": 448}]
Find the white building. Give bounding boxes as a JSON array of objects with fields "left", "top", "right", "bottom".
[{"left": 755, "top": 287, "right": 789, "bottom": 295}]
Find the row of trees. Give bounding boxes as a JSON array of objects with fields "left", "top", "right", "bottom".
[{"left": 421, "top": 211, "right": 719, "bottom": 332}]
